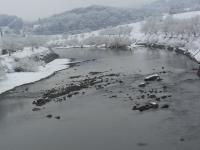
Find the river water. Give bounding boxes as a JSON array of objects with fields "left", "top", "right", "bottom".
[{"left": 0, "top": 47, "right": 199, "bottom": 150}]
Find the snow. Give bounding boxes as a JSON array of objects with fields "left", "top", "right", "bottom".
[
  {"left": 0, "top": 46, "right": 71, "bottom": 94},
  {"left": 12, "top": 47, "right": 49, "bottom": 58},
  {"left": 0, "top": 59, "right": 70, "bottom": 94},
  {"left": 173, "top": 11, "right": 200, "bottom": 19},
  {"left": 0, "top": 47, "right": 52, "bottom": 73},
  {"left": 46, "top": 10, "right": 200, "bottom": 63}
]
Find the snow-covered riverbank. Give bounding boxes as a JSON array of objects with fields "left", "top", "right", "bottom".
[
  {"left": 48, "top": 11, "right": 200, "bottom": 63},
  {"left": 0, "top": 47, "right": 70, "bottom": 94}
]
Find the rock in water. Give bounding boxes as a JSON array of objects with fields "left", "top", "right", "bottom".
[
  {"left": 144, "top": 74, "right": 160, "bottom": 81},
  {"left": 139, "top": 83, "right": 146, "bottom": 87},
  {"left": 132, "top": 102, "right": 159, "bottom": 112}
]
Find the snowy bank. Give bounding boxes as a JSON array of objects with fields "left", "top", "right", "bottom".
[
  {"left": 0, "top": 59, "right": 70, "bottom": 94},
  {"left": 0, "top": 47, "right": 71, "bottom": 94},
  {"left": 45, "top": 11, "right": 200, "bottom": 63}
]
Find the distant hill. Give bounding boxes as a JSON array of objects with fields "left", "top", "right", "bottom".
[
  {"left": 0, "top": 15, "right": 23, "bottom": 32},
  {"left": 31, "top": 5, "right": 158, "bottom": 35}
]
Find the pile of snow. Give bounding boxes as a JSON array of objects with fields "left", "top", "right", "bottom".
[{"left": 0, "top": 47, "right": 51, "bottom": 73}]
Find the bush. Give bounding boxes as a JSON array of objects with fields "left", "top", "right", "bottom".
[{"left": 13, "top": 57, "right": 44, "bottom": 72}]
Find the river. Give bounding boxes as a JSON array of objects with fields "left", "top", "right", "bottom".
[{"left": 0, "top": 47, "right": 199, "bottom": 150}]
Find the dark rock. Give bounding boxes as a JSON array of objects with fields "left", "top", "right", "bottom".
[
  {"left": 163, "top": 86, "right": 167, "bottom": 89},
  {"left": 139, "top": 83, "right": 146, "bottom": 87},
  {"left": 149, "top": 95, "right": 157, "bottom": 99},
  {"left": 139, "top": 90, "right": 145, "bottom": 93},
  {"left": 69, "top": 75, "right": 81, "bottom": 79},
  {"left": 137, "top": 142, "right": 148, "bottom": 147},
  {"left": 132, "top": 102, "right": 159, "bottom": 112},
  {"left": 161, "top": 96, "right": 167, "bottom": 99},
  {"left": 89, "top": 72, "right": 102, "bottom": 75},
  {"left": 2, "top": 49, "right": 8, "bottom": 55},
  {"left": 129, "top": 97, "right": 133, "bottom": 100},
  {"left": 67, "top": 94, "right": 73, "bottom": 98},
  {"left": 46, "top": 114, "right": 53, "bottom": 118},
  {"left": 32, "top": 108, "right": 41, "bottom": 112},
  {"left": 180, "top": 138, "right": 185, "bottom": 142},
  {"left": 156, "top": 98, "right": 161, "bottom": 101},
  {"left": 55, "top": 116, "right": 61, "bottom": 120},
  {"left": 109, "top": 95, "right": 117, "bottom": 98},
  {"left": 144, "top": 74, "right": 160, "bottom": 81},
  {"left": 14, "top": 67, "right": 25, "bottom": 72},
  {"left": 119, "top": 80, "right": 123, "bottom": 84},
  {"left": 161, "top": 104, "right": 170, "bottom": 109},
  {"left": 33, "top": 97, "right": 51, "bottom": 107}
]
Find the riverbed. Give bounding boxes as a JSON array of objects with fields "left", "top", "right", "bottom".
[{"left": 0, "top": 47, "right": 199, "bottom": 150}]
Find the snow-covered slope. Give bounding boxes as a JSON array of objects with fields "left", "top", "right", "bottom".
[
  {"left": 173, "top": 11, "right": 200, "bottom": 19},
  {"left": 0, "top": 47, "right": 70, "bottom": 94},
  {"left": 0, "top": 59, "right": 70, "bottom": 94}
]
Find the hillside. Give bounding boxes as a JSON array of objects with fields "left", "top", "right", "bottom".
[
  {"left": 31, "top": 5, "right": 157, "bottom": 35},
  {"left": 0, "top": 14, "right": 23, "bottom": 32}
]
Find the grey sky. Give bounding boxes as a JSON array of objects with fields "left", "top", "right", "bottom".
[{"left": 0, "top": 0, "right": 156, "bottom": 21}]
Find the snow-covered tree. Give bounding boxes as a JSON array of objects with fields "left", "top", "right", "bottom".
[
  {"left": 141, "top": 15, "right": 200, "bottom": 39},
  {"left": 13, "top": 57, "right": 44, "bottom": 72},
  {"left": 0, "top": 58, "right": 5, "bottom": 80},
  {"left": 26, "top": 36, "right": 47, "bottom": 50}
]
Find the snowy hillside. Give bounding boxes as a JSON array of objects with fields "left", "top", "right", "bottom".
[{"left": 172, "top": 10, "right": 200, "bottom": 19}]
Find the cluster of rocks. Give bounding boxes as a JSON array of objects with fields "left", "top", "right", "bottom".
[
  {"left": 132, "top": 102, "right": 170, "bottom": 112},
  {"left": 46, "top": 114, "right": 61, "bottom": 120},
  {"left": 33, "top": 72, "right": 122, "bottom": 107},
  {"left": 133, "top": 74, "right": 171, "bottom": 112}
]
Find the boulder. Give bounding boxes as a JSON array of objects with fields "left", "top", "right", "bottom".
[
  {"left": 132, "top": 102, "right": 159, "bottom": 112},
  {"left": 139, "top": 82, "right": 146, "bottom": 87},
  {"left": 144, "top": 74, "right": 160, "bottom": 81}
]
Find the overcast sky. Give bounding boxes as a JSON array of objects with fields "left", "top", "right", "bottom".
[{"left": 0, "top": 0, "right": 156, "bottom": 21}]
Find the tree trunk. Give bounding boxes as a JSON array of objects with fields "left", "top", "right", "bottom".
[{"left": 198, "top": 66, "right": 200, "bottom": 77}]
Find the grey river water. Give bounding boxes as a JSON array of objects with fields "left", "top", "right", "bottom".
[{"left": 0, "top": 47, "right": 199, "bottom": 150}]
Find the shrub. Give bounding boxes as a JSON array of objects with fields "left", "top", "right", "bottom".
[{"left": 13, "top": 57, "right": 44, "bottom": 72}]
